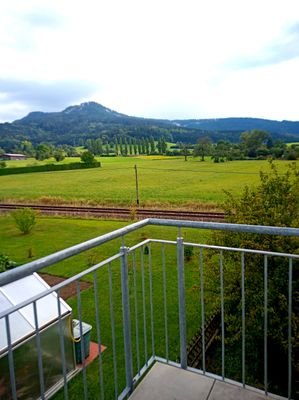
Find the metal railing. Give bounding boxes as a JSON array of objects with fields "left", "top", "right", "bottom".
[{"left": 0, "top": 218, "right": 298, "bottom": 400}]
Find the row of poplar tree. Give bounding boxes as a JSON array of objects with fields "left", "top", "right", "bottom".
[{"left": 85, "top": 136, "right": 168, "bottom": 156}]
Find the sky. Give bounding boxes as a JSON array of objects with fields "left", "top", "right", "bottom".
[{"left": 0, "top": 0, "right": 299, "bottom": 122}]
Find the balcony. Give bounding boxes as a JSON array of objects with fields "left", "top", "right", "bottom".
[{"left": 0, "top": 218, "right": 297, "bottom": 400}]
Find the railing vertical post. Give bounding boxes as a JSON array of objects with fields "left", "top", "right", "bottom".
[
  {"left": 120, "top": 246, "right": 133, "bottom": 393},
  {"left": 264, "top": 255, "right": 268, "bottom": 396},
  {"left": 288, "top": 258, "right": 293, "bottom": 400},
  {"left": 177, "top": 234, "right": 187, "bottom": 369}
]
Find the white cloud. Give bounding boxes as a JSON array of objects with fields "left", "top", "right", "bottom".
[{"left": 0, "top": 0, "right": 299, "bottom": 122}]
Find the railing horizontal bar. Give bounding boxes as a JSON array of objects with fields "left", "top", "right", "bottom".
[
  {"left": 0, "top": 219, "right": 150, "bottom": 286},
  {"left": 148, "top": 218, "right": 299, "bottom": 237},
  {"left": 184, "top": 242, "right": 299, "bottom": 259},
  {"left": 129, "top": 239, "right": 151, "bottom": 252},
  {"left": 117, "top": 387, "right": 131, "bottom": 400},
  {"left": 154, "top": 357, "right": 287, "bottom": 400},
  {"left": 0, "top": 253, "right": 121, "bottom": 320},
  {"left": 132, "top": 356, "right": 155, "bottom": 385},
  {"left": 2, "top": 218, "right": 298, "bottom": 287},
  {"left": 149, "top": 239, "right": 176, "bottom": 245},
  {"left": 118, "top": 356, "right": 158, "bottom": 400},
  {"left": 139, "top": 238, "right": 299, "bottom": 260}
]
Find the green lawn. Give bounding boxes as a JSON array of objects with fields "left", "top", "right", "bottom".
[
  {"left": 0, "top": 215, "right": 217, "bottom": 399},
  {"left": 0, "top": 157, "right": 294, "bottom": 209}
]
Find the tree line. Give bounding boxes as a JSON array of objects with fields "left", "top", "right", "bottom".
[
  {"left": 0, "top": 130, "right": 298, "bottom": 165},
  {"left": 193, "top": 130, "right": 299, "bottom": 161}
]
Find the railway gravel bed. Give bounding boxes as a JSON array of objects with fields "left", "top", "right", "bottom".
[{"left": 0, "top": 203, "right": 225, "bottom": 221}]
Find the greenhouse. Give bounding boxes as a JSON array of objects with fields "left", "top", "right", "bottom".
[{"left": 0, "top": 273, "right": 76, "bottom": 399}]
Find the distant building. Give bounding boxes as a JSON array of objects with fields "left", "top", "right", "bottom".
[{"left": 1, "top": 153, "right": 27, "bottom": 160}]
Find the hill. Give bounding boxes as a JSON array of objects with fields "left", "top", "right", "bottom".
[
  {"left": 174, "top": 117, "right": 299, "bottom": 135},
  {"left": 1, "top": 102, "right": 299, "bottom": 150}
]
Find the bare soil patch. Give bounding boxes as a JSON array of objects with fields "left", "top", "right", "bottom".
[{"left": 40, "top": 273, "right": 91, "bottom": 300}]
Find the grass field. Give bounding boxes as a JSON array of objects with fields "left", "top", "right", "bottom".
[{"left": 0, "top": 156, "right": 295, "bottom": 209}]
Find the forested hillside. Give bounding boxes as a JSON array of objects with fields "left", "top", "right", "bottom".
[{"left": 1, "top": 101, "right": 299, "bottom": 151}]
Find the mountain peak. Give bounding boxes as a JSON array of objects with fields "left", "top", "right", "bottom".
[{"left": 63, "top": 102, "right": 120, "bottom": 116}]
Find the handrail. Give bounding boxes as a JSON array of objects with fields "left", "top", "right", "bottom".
[
  {"left": 0, "top": 218, "right": 149, "bottom": 286},
  {"left": 0, "top": 218, "right": 298, "bottom": 286}
]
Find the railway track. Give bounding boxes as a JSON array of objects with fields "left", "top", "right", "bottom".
[{"left": 0, "top": 203, "right": 225, "bottom": 221}]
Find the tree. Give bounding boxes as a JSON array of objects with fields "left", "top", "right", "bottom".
[
  {"left": 180, "top": 143, "right": 190, "bottom": 161},
  {"left": 212, "top": 161, "right": 299, "bottom": 392},
  {"left": 129, "top": 138, "right": 133, "bottom": 155},
  {"left": 0, "top": 161, "right": 6, "bottom": 169},
  {"left": 283, "top": 144, "right": 299, "bottom": 160},
  {"left": 119, "top": 136, "right": 123, "bottom": 155},
  {"left": 141, "top": 138, "right": 146, "bottom": 154},
  {"left": 35, "top": 143, "right": 53, "bottom": 160},
  {"left": 157, "top": 137, "right": 167, "bottom": 154},
  {"left": 20, "top": 140, "right": 34, "bottom": 156},
  {"left": 138, "top": 140, "right": 142, "bottom": 155},
  {"left": 81, "top": 151, "right": 95, "bottom": 164},
  {"left": 134, "top": 141, "right": 138, "bottom": 155},
  {"left": 193, "top": 136, "right": 212, "bottom": 161},
  {"left": 53, "top": 150, "right": 65, "bottom": 162},
  {"left": 211, "top": 140, "right": 231, "bottom": 162},
  {"left": 95, "top": 138, "right": 103, "bottom": 155},
  {"left": 115, "top": 138, "right": 119, "bottom": 156},
  {"left": 62, "top": 145, "right": 78, "bottom": 157},
  {"left": 12, "top": 208, "right": 37, "bottom": 234},
  {"left": 145, "top": 138, "right": 150, "bottom": 155},
  {"left": 123, "top": 137, "right": 128, "bottom": 156},
  {"left": 240, "top": 129, "right": 270, "bottom": 158},
  {"left": 150, "top": 136, "right": 156, "bottom": 153}
]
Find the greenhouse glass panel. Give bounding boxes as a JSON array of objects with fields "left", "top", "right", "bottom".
[{"left": 0, "top": 292, "right": 33, "bottom": 353}]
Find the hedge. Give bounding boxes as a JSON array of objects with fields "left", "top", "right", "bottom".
[{"left": 0, "top": 162, "right": 101, "bottom": 176}]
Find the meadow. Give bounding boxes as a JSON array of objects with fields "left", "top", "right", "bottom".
[{"left": 0, "top": 156, "right": 294, "bottom": 209}]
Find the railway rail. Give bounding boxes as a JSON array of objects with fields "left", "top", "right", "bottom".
[{"left": 0, "top": 203, "right": 225, "bottom": 221}]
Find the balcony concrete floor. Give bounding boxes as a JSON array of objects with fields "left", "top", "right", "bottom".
[{"left": 129, "top": 362, "right": 281, "bottom": 400}]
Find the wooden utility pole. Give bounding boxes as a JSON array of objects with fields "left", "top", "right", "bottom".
[{"left": 134, "top": 164, "right": 139, "bottom": 206}]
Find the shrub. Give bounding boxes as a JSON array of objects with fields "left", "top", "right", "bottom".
[
  {"left": 0, "top": 161, "right": 6, "bottom": 168},
  {"left": 0, "top": 254, "right": 17, "bottom": 273},
  {"left": 81, "top": 151, "right": 95, "bottom": 164},
  {"left": 12, "top": 208, "right": 37, "bottom": 234},
  {"left": 184, "top": 246, "right": 194, "bottom": 261},
  {"left": 0, "top": 161, "right": 101, "bottom": 175},
  {"left": 53, "top": 150, "right": 65, "bottom": 162}
]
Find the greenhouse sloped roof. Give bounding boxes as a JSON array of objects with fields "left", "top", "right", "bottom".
[{"left": 0, "top": 273, "right": 71, "bottom": 354}]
